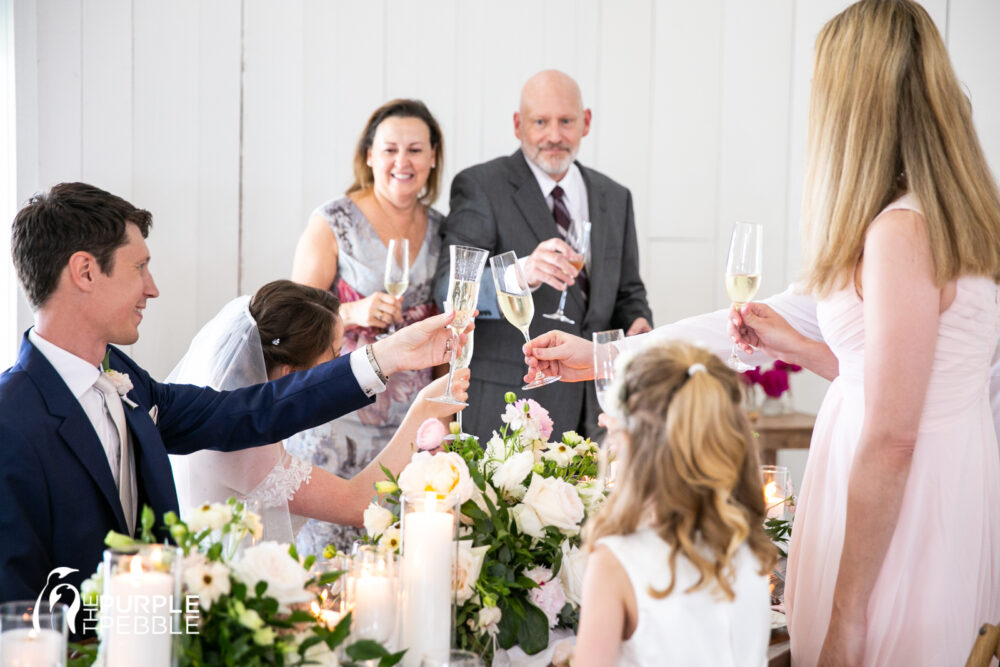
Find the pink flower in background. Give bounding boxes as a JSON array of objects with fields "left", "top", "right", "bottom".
[
  {"left": 524, "top": 566, "right": 567, "bottom": 628},
  {"left": 742, "top": 359, "right": 800, "bottom": 398},
  {"left": 517, "top": 399, "right": 554, "bottom": 441},
  {"left": 415, "top": 418, "right": 448, "bottom": 450}
]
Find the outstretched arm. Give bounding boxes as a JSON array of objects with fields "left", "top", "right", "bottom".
[{"left": 288, "top": 370, "right": 471, "bottom": 527}]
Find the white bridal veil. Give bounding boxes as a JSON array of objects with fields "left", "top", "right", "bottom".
[{"left": 166, "top": 296, "right": 312, "bottom": 543}]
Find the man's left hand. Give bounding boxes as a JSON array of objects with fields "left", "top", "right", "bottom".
[
  {"left": 626, "top": 317, "right": 651, "bottom": 336},
  {"left": 372, "top": 312, "right": 473, "bottom": 376}
]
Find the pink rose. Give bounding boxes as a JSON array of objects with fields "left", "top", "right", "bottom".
[
  {"left": 524, "top": 566, "right": 567, "bottom": 628},
  {"left": 415, "top": 418, "right": 448, "bottom": 451}
]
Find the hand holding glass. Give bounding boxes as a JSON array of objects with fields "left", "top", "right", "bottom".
[
  {"left": 428, "top": 245, "right": 488, "bottom": 406},
  {"left": 725, "top": 222, "right": 763, "bottom": 372},
  {"left": 378, "top": 238, "right": 410, "bottom": 339},
  {"left": 543, "top": 219, "right": 591, "bottom": 324},
  {"left": 490, "top": 251, "right": 561, "bottom": 390}
]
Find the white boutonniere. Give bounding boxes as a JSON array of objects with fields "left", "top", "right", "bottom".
[{"left": 102, "top": 351, "right": 138, "bottom": 408}]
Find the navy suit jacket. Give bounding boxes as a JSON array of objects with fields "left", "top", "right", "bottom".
[{"left": 0, "top": 334, "right": 373, "bottom": 603}]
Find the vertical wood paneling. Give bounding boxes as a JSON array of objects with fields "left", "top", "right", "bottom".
[
  {"left": 949, "top": 0, "right": 1000, "bottom": 176},
  {"left": 593, "top": 0, "right": 652, "bottom": 250},
  {"left": 716, "top": 0, "right": 793, "bottom": 308},
  {"left": 646, "top": 239, "right": 716, "bottom": 325},
  {"left": 240, "top": 0, "right": 305, "bottom": 295},
  {"left": 131, "top": 0, "right": 205, "bottom": 376},
  {"left": 81, "top": 0, "right": 132, "bottom": 196},
  {"left": 649, "top": 0, "right": 723, "bottom": 240},
  {"left": 36, "top": 0, "right": 82, "bottom": 185},
  {"left": 451, "top": 0, "right": 486, "bottom": 209}
]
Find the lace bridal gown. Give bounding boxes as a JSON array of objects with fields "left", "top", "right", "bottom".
[{"left": 167, "top": 296, "right": 314, "bottom": 543}]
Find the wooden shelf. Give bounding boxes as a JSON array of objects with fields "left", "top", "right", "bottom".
[{"left": 752, "top": 411, "right": 815, "bottom": 465}]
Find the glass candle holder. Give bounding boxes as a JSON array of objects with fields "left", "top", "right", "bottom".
[
  {"left": 400, "top": 492, "right": 459, "bottom": 667},
  {"left": 308, "top": 555, "right": 350, "bottom": 631},
  {"left": 0, "top": 600, "right": 67, "bottom": 667},
  {"left": 346, "top": 545, "right": 398, "bottom": 645},
  {"left": 761, "top": 465, "right": 793, "bottom": 520},
  {"left": 101, "top": 544, "right": 181, "bottom": 667}
]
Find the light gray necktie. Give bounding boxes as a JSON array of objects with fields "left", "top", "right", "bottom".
[{"left": 94, "top": 374, "right": 136, "bottom": 536}]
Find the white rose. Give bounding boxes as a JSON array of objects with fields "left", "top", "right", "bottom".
[
  {"left": 491, "top": 450, "right": 534, "bottom": 492},
  {"left": 183, "top": 555, "right": 231, "bottom": 611},
  {"left": 575, "top": 479, "right": 606, "bottom": 514},
  {"left": 187, "top": 502, "right": 233, "bottom": 533},
  {"left": 521, "top": 474, "right": 585, "bottom": 536},
  {"left": 480, "top": 432, "right": 507, "bottom": 477},
  {"left": 558, "top": 543, "right": 588, "bottom": 607},
  {"left": 475, "top": 606, "right": 502, "bottom": 636},
  {"left": 363, "top": 503, "right": 394, "bottom": 539},
  {"left": 398, "top": 451, "right": 475, "bottom": 508},
  {"left": 510, "top": 502, "right": 545, "bottom": 539},
  {"left": 232, "top": 541, "right": 312, "bottom": 612},
  {"left": 541, "top": 442, "right": 574, "bottom": 468},
  {"left": 453, "top": 542, "right": 489, "bottom": 604}
]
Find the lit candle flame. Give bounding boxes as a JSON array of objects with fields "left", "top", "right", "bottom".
[{"left": 129, "top": 554, "right": 144, "bottom": 575}]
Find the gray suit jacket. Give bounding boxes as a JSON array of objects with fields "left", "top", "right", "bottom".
[{"left": 434, "top": 150, "right": 652, "bottom": 441}]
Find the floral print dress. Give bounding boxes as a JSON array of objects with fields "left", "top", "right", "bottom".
[{"left": 287, "top": 196, "right": 442, "bottom": 554}]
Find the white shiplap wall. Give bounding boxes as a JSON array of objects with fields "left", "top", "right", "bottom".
[{"left": 9, "top": 0, "right": 1000, "bottom": 404}]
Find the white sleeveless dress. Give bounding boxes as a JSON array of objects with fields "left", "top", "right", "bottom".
[{"left": 598, "top": 528, "right": 770, "bottom": 666}]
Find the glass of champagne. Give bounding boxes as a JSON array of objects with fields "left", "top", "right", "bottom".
[
  {"left": 382, "top": 238, "right": 409, "bottom": 336},
  {"left": 489, "top": 251, "right": 561, "bottom": 390},
  {"left": 446, "top": 330, "right": 474, "bottom": 440},
  {"left": 427, "top": 245, "right": 489, "bottom": 406},
  {"left": 725, "top": 222, "right": 763, "bottom": 372},
  {"left": 543, "top": 219, "right": 592, "bottom": 324}
]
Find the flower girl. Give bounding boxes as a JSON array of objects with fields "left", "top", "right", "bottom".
[{"left": 574, "top": 341, "right": 777, "bottom": 666}]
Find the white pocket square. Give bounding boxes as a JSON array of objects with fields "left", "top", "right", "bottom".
[{"left": 148, "top": 405, "right": 158, "bottom": 425}]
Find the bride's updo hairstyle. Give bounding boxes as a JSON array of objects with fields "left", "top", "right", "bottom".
[
  {"left": 584, "top": 341, "right": 776, "bottom": 601},
  {"left": 249, "top": 280, "right": 342, "bottom": 378}
]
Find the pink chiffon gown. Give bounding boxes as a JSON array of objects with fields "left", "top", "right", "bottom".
[{"left": 786, "top": 196, "right": 1000, "bottom": 666}]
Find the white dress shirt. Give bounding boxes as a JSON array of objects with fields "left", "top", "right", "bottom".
[{"left": 524, "top": 156, "right": 590, "bottom": 228}]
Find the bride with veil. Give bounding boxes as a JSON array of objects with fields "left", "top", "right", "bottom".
[{"left": 167, "top": 280, "right": 468, "bottom": 543}]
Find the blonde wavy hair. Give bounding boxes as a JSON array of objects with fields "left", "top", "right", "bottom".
[
  {"left": 803, "top": 0, "right": 1000, "bottom": 296},
  {"left": 584, "top": 341, "right": 776, "bottom": 601}
]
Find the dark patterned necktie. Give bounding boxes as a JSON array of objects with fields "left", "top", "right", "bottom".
[{"left": 551, "top": 186, "right": 588, "bottom": 298}]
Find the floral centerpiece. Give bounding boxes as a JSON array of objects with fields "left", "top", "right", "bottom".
[
  {"left": 365, "top": 393, "right": 604, "bottom": 663},
  {"left": 74, "top": 500, "right": 403, "bottom": 667},
  {"left": 743, "top": 360, "right": 802, "bottom": 416}
]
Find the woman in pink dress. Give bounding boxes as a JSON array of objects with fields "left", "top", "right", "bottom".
[{"left": 732, "top": 1, "right": 1000, "bottom": 664}]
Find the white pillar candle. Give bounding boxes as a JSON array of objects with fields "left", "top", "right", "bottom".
[
  {"left": 0, "top": 628, "right": 64, "bottom": 667},
  {"left": 763, "top": 481, "right": 785, "bottom": 519},
  {"left": 106, "top": 554, "right": 174, "bottom": 667},
  {"left": 401, "top": 492, "right": 454, "bottom": 667},
  {"left": 353, "top": 573, "right": 394, "bottom": 637}
]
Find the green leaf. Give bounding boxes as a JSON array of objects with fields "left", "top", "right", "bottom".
[
  {"left": 140, "top": 505, "right": 156, "bottom": 543},
  {"left": 287, "top": 543, "right": 300, "bottom": 561},
  {"left": 346, "top": 639, "right": 390, "bottom": 661},
  {"left": 379, "top": 463, "right": 398, "bottom": 484},
  {"left": 255, "top": 580, "right": 268, "bottom": 598},
  {"left": 380, "top": 649, "right": 407, "bottom": 666},
  {"left": 287, "top": 609, "right": 317, "bottom": 624},
  {"left": 517, "top": 602, "right": 550, "bottom": 654}
]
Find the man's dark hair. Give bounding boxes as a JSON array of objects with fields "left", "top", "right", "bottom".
[{"left": 11, "top": 182, "right": 153, "bottom": 309}]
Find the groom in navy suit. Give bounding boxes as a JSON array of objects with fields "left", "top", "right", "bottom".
[{"left": 0, "top": 182, "right": 461, "bottom": 604}]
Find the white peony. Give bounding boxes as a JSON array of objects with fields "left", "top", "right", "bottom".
[
  {"left": 490, "top": 449, "right": 534, "bottom": 492},
  {"left": 575, "top": 479, "right": 606, "bottom": 514},
  {"left": 231, "top": 541, "right": 312, "bottom": 612},
  {"left": 558, "top": 543, "right": 588, "bottom": 607},
  {"left": 510, "top": 502, "right": 545, "bottom": 539},
  {"left": 453, "top": 542, "right": 489, "bottom": 603},
  {"left": 183, "top": 554, "right": 231, "bottom": 611},
  {"left": 363, "top": 502, "right": 394, "bottom": 539},
  {"left": 521, "top": 474, "right": 585, "bottom": 536},
  {"left": 479, "top": 432, "right": 508, "bottom": 477},
  {"left": 398, "top": 451, "right": 475, "bottom": 508},
  {"left": 541, "top": 441, "right": 575, "bottom": 468},
  {"left": 475, "top": 606, "right": 502, "bottom": 636},
  {"left": 187, "top": 502, "right": 233, "bottom": 533}
]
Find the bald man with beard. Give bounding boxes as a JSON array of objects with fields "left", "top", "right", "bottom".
[{"left": 434, "top": 70, "right": 653, "bottom": 442}]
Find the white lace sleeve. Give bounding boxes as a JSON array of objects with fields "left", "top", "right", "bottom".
[{"left": 245, "top": 447, "right": 313, "bottom": 510}]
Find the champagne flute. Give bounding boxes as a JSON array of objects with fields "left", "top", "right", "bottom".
[
  {"left": 489, "top": 251, "right": 561, "bottom": 390},
  {"left": 593, "top": 329, "right": 624, "bottom": 414},
  {"left": 427, "top": 245, "right": 489, "bottom": 406},
  {"left": 382, "top": 238, "right": 409, "bottom": 336},
  {"left": 446, "top": 330, "right": 474, "bottom": 441},
  {"left": 725, "top": 222, "right": 763, "bottom": 372},
  {"left": 543, "top": 219, "right": 592, "bottom": 324}
]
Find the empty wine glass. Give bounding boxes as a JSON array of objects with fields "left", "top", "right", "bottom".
[
  {"left": 490, "top": 251, "right": 561, "bottom": 390},
  {"left": 543, "top": 219, "right": 591, "bottom": 324},
  {"left": 380, "top": 238, "right": 410, "bottom": 338},
  {"left": 593, "top": 329, "right": 624, "bottom": 414},
  {"left": 427, "top": 245, "right": 489, "bottom": 406},
  {"left": 725, "top": 222, "right": 763, "bottom": 372}
]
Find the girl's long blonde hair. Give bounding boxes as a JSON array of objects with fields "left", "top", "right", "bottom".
[
  {"left": 584, "top": 342, "right": 776, "bottom": 601},
  {"left": 803, "top": 0, "right": 1000, "bottom": 296}
]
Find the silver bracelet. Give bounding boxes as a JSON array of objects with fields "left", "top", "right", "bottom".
[{"left": 366, "top": 344, "right": 389, "bottom": 385}]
